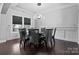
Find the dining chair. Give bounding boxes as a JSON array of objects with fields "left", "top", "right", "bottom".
[
  {"left": 45, "top": 29, "right": 53, "bottom": 48},
  {"left": 39, "top": 28, "right": 53, "bottom": 48},
  {"left": 38, "top": 28, "right": 46, "bottom": 47},
  {"left": 28, "top": 29, "right": 40, "bottom": 48},
  {"left": 19, "top": 28, "right": 29, "bottom": 48}
]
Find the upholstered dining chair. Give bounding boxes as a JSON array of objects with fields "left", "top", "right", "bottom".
[
  {"left": 28, "top": 29, "right": 40, "bottom": 48},
  {"left": 39, "top": 29, "right": 53, "bottom": 48},
  {"left": 45, "top": 29, "right": 53, "bottom": 48},
  {"left": 39, "top": 28, "right": 56, "bottom": 48},
  {"left": 19, "top": 28, "right": 29, "bottom": 48}
]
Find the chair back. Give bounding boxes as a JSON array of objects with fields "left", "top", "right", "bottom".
[
  {"left": 45, "top": 29, "right": 53, "bottom": 42},
  {"left": 41, "top": 28, "right": 46, "bottom": 33},
  {"left": 19, "top": 28, "right": 26, "bottom": 39},
  {"left": 28, "top": 29, "right": 39, "bottom": 44}
]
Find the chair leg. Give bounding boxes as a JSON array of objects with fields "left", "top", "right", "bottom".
[
  {"left": 24, "top": 39, "right": 29, "bottom": 48},
  {"left": 53, "top": 38, "right": 55, "bottom": 47},
  {"left": 51, "top": 40, "right": 52, "bottom": 47},
  {"left": 20, "top": 40, "right": 22, "bottom": 48},
  {"left": 38, "top": 39, "right": 41, "bottom": 47},
  {"left": 24, "top": 40, "right": 26, "bottom": 48},
  {"left": 20, "top": 39, "right": 22, "bottom": 44},
  {"left": 44, "top": 40, "right": 47, "bottom": 48}
]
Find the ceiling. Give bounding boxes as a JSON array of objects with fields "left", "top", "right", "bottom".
[
  {"left": 14, "top": 3, "right": 76, "bottom": 13},
  {"left": 0, "top": 3, "right": 77, "bottom": 14}
]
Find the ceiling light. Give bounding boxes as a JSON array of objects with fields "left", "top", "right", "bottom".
[{"left": 37, "top": 3, "right": 41, "bottom": 6}]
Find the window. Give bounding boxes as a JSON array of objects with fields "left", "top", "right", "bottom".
[
  {"left": 12, "top": 15, "right": 31, "bottom": 32},
  {"left": 24, "top": 17, "right": 31, "bottom": 25},
  {"left": 12, "top": 15, "right": 22, "bottom": 32}
]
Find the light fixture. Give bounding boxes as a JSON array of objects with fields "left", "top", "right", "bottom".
[
  {"left": 37, "top": 14, "right": 42, "bottom": 19},
  {"left": 33, "top": 14, "right": 42, "bottom": 19},
  {"left": 37, "top": 3, "right": 41, "bottom": 6}
]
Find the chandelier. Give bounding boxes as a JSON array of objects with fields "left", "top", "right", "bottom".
[{"left": 33, "top": 14, "right": 42, "bottom": 19}]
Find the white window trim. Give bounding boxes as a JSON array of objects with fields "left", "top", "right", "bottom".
[{"left": 11, "top": 16, "right": 24, "bottom": 33}]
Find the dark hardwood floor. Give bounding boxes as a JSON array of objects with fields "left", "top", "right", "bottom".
[{"left": 0, "top": 39, "right": 79, "bottom": 55}]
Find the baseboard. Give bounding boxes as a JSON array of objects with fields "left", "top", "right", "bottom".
[
  {"left": 0, "top": 40, "right": 6, "bottom": 43},
  {"left": 56, "top": 38, "right": 78, "bottom": 43}
]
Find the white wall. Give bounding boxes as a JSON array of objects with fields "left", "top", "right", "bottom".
[
  {"left": 0, "top": 4, "right": 7, "bottom": 42},
  {"left": 0, "top": 7, "right": 34, "bottom": 42},
  {"left": 0, "top": 3, "right": 78, "bottom": 43},
  {"left": 41, "top": 5, "right": 78, "bottom": 27},
  {"left": 0, "top": 14, "right": 7, "bottom": 42},
  {"left": 36, "top": 5, "right": 78, "bottom": 42},
  {"left": 77, "top": 4, "right": 79, "bottom": 44},
  {"left": 6, "top": 9, "right": 34, "bottom": 40}
]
